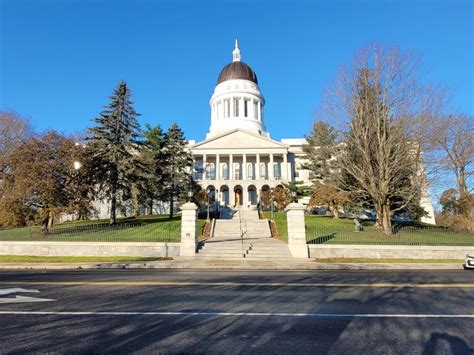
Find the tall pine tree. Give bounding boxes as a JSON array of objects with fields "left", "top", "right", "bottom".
[
  {"left": 161, "top": 123, "right": 193, "bottom": 219},
  {"left": 87, "top": 81, "right": 142, "bottom": 224},
  {"left": 142, "top": 123, "right": 165, "bottom": 214}
]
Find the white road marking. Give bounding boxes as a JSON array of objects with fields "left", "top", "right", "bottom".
[
  {"left": 0, "top": 288, "right": 40, "bottom": 296},
  {"left": 0, "top": 288, "right": 55, "bottom": 303},
  {"left": 0, "top": 296, "right": 55, "bottom": 304},
  {"left": 0, "top": 311, "right": 472, "bottom": 318}
]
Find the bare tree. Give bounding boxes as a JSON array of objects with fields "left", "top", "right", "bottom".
[
  {"left": 0, "top": 110, "right": 32, "bottom": 175},
  {"left": 432, "top": 114, "right": 473, "bottom": 217},
  {"left": 321, "top": 44, "right": 441, "bottom": 234}
]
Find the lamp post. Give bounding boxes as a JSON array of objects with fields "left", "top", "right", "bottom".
[
  {"left": 187, "top": 190, "right": 193, "bottom": 203},
  {"left": 206, "top": 188, "right": 211, "bottom": 220},
  {"left": 270, "top": 188, "right": 274, "bottom": 220}
]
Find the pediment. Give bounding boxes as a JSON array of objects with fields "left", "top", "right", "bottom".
[{"left": 190, "top": 129, "right": 288, "bottom": 150}]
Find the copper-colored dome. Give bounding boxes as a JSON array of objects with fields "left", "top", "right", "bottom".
[{"left": 217, "top": 61, "right": 258, "bottom": 85}]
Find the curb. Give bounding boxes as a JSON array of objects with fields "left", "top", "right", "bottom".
[{"left": 0, "top": 261, "right": 465, "bottom": 270}]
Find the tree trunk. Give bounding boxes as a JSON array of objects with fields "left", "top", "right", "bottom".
[
  {"left": 110, "top": 188, "right": 117, "bottom": 225},
  {"left": 381, "top": 204, "right": 392, "bottom": 235},
  {"left": 148, "top": 200, "right": 154, "bottom": 216},
  {"left": 374, "top": 206, "right": 383, "bottom": 229},
  {"left": 47, "top": 211, "right": 54, "bottom": 232},
  {"left": 169, "top": 194, "right": 174, "bottom": 219},
  {"left": 329, "top": 204, "right": 339, "bottom": 219}
]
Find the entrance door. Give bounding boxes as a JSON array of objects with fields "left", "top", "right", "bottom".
[{"left": 234, "top": 188, "right": 243, "bottom": 206}]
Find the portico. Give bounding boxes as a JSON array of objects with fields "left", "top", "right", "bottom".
[{"left": 190, "top": 131, "right": 292, "bottom": 207}]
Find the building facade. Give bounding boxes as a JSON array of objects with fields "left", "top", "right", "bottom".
[{"left": 188, "top": 40, "right": 310, "bottom": 208}]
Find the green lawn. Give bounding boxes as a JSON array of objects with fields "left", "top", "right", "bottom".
[
  {"left": 0, "top": 255, "right": 167, "bottom": 263},
  {"left": 305, "top": 215, "right": 474, "bottom": 246},
  {"left": 264, "top": 212, "right": 474, "bottom": 246},
  {"left": 0, "top": 215, "right": 207, "bottom": 243},
  {"left": 263, "top": 211, "right": 288, "bottom": 242}
]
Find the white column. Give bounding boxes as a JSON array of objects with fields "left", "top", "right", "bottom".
[
  {"left": 285, "top": 203, "right": 308, "bottom": 258},
  {"left": 283, "top": 153, "right": 288, "bottom": 180},
  {"left": 242, "top": 154, "right": 247, "bottom": 180},
  {"left": 229, "top": 154, "right": 233, "bottom": 180},
  {"left": 216, "top": 154, "right": 220, "bottom": 180},
  {"left": 180, "top": 202, "right": 198, "bottom": 257},
  {"left": 256, "top": 154, "right": 260, "bottom": 180},
  {"left": 258, "top": 102, "right": 262, "bottom": 121},
  {"left": 240, "top": 97, "right": 244, "bottom": 118},
  {"left": 230, "top": 97, "right": 234, "bottom": 118},
  {"left": 269, "top": 153, "right": 274, "bottom": 180},
  {"left": 230, "top": 185, "right": 235, "bottom": 206},
  {"left": 202, "top": 154, "right": 207, "bottom": 180}
]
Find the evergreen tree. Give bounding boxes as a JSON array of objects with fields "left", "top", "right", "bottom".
[
  {"left": 87, "top": 81, "right": 142, "bottom": 224},
  {"left": 142, "top": 123, "right": 165, "bottom": 214},
  {"left": 303, "top": 121, "right": 339, "bottom": 182},
  {"left": 161, "top": 123, "right": 193, "bottom": 219}
]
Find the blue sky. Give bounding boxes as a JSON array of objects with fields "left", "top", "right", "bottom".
[{"left": 1, "top": 0, "right": 472, "bottom": 141}]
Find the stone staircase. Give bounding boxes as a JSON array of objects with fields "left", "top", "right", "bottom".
[{"left": 197, "top": 208, "right": 294, "bottom": 260}]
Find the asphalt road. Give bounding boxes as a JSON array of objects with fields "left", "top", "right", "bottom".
[{"left": 0, "top": 269, "right": 473, "bottom": 354}]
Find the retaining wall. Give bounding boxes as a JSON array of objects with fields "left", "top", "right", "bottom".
[
  {"left": 308, "top": 244, "right": 474, "bottom": 259},
  {"left": 0, "top": 241, "right": 181, "bottom": 257}
]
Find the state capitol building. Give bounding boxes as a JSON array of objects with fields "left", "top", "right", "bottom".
[{"left": 188, "top": 40, "right": 311, "bottom": 208}]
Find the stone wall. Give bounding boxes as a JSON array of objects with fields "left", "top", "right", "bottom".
[
  {"left": 0, "top": 242, "right": 180, "bottom": 257},
  {"left": 308, "top": 244, "right": 474, "bottom": 259}
]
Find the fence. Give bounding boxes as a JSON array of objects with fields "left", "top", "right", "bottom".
[
  {"left": 305, "top": 224, "right": 474, "bottom": 246},
  {"left": 0, "top": 222, "right": 181, "bottom": 243}
]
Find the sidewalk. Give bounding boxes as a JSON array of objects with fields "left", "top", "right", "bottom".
[{"left": 0, "top": 259, "right": 465, "bottom": 270}]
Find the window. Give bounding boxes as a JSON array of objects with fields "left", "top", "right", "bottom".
[
  {"left": 254, "top": 101, "right": 259, "bottom": 120},
  {"left": 222, "top": 163, "right": 229, "bottom": 180},
  {"left": 225, "top": 100, "right": 230, "bottom": 118},
  {"left": 244, "top": 99, "right": 249, "bottom": 117},
  {"left": 273, "top": 163, "right": 281, "bottom": 179},
  {"left": 247, "top": 163, "right": 253, "bottom": 179},
  {"left": 234, "top": 163, "right": 241, "bottom": 180},
  {"left": 233, "top": 98, "right": 240, "bottom": 117},
  {"left": 260, "top": 163, "right": 267, "bottom": 179},
  {"left": 209, "top": 163, "right": 216, "bottom": 180}
]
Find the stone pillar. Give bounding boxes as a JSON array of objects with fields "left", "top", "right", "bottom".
[
  {"left": 229, "top": 154, "right": 233, "bottom": 180},
  {"left": 285, "top": 203, "right": 308, "bottom": 258},
  {"left": 256, "top": 154, "right": 260, "bottom": 180},
  {"left": 216, "top": 154, "right": 220, "bottom": 180},
  {"left": 202, "top": 154, "right": 207, "bottom": 180},
  {"left": 269, "top": 154, "right": 274, "bottom": 180},
  {"left": 283, "top": 153, "right": 288, "bottom": 180},
  {"left": 180, "top": 202, "right": 198, "bottom": 257},
  {"left": 242, "top": 154, "right": 247, "bottom": 180}
]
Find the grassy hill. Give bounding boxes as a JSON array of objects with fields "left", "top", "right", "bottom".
[
  {"left": 0, "top": 215, "right": 206, "bottom": 243},
  {"left": 266, "top": 212, "right": 474, "bottom": 246}
]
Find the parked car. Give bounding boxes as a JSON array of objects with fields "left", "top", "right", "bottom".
[{"left": 464, "top": 254, "right": 474, "bottom": 270}]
